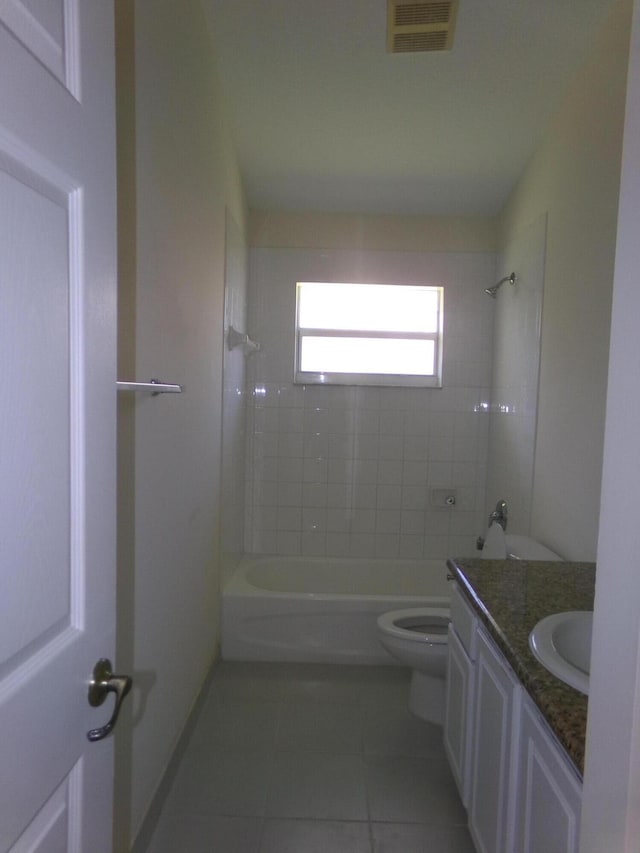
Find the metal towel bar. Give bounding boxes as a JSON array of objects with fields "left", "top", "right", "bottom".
[{"left": 117, "top": 379, "right": 183, "bottom": 395}]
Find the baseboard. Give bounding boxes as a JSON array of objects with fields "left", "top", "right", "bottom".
[{"left": 130, "top": 656, "right": 218, "bottom": 853}]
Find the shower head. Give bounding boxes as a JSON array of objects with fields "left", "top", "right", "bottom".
[{"left": 485, "top": 272, "right": 517, "bottom": 298}]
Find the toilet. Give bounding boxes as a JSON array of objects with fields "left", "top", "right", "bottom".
[
  {"left": 377, "top": 533, "right": 564, "bottom": 726},
  {"left": 377, "top": 607, "right": 450, "bottom": 725}
]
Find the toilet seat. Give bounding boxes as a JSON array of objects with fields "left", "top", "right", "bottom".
[{"left": 377, "top": 607, "right": 450, "bottom": 644}]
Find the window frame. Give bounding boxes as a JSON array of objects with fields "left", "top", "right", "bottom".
[{"left": 294, "top": 281, "right": 444, "bottom": 388}]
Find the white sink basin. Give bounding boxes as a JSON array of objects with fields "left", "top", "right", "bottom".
[{"left": 529, "top": 611, "right": 593, "bottom": 695}]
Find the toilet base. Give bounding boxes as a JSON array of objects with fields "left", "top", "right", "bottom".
[{"left": 408, "top": 669, "right": 446, "bottom": 726}]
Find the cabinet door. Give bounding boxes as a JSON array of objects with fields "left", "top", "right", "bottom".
[
  {"left": 515, "top": 696, "right": 582, "bottom": 853},
  {"left": 469, "top": 629, "right": 521, "bottom": 853},
  {"left": 444, "top": 624, "right": 475, "bottom": 807}
]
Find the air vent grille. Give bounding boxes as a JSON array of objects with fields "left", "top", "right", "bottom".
[
  {"left": 395, "top": 2, "right": 451, "bottom": 26},
  {"left": 387, "top": 0, "right": 459, "bottom": 53},
  {"left": 393, "top": 31, "right": 449, "bottom": 53}
]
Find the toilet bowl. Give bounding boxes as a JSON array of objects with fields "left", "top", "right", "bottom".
[
  {"left": 377, "top": 607, "right": 450, "bottom": 725},
  {"left": 377, "top": 534, "right": 564, "bottom": 726}
]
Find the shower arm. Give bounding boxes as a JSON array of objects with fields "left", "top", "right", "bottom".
[
  {"left": 485, "top": 272, "right": 517, "bottom": 298},
  {"left": 497, "top": 273, "right": 516, "bottom": 288}
]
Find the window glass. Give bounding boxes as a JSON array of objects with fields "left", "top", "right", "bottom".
[{"left": 295, "top": 282, "right": 443, "bottom": 387}]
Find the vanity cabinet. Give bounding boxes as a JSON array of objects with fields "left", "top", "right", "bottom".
[
  {"left": 469, "top": 627, "right": 521, "bottom": 853},
  {"left": 514, "top": 694, "right": 582, "bottom": 853},
  {"left": 446, "top": 581, "right": 583, "bottom": 853}
]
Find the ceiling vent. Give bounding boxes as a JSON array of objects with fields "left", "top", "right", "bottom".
[{"left": 387, "top": 0, "right": 459, "bottom": 53}]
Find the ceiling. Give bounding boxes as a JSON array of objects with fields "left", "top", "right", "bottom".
[{"left": 203, "top": 0, "right": 616, "bottom": 217}]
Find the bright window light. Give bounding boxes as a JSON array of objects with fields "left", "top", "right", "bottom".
[
  {"left": 295, "top": 282, "right": 443, "bottom": 387},
  {"left": 300, "top": 337, "right": 436, "bottom": 375}
]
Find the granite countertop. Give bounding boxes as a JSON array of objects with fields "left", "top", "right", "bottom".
[{"left": 447, "top": 556, "right": 595, "bottom": 776}]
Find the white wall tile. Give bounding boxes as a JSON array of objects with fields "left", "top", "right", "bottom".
[
  {"left": 254, "top": 407, "right": 279, "bottom": 432},
  {"left": 326, "top": 532, "right": 351, "bottom": 555},
  {"left": 403, "top": 410, "right": 430, "bottom": 435},
  {"left": 401, "top": 511, "right": 426, "bottom": 535},
  {"left": 353, "top": 434, "right": 380, "bottom": 459},
  {"left": 303, "top": 457, "right": 329, "bottom": 483},
  {"left": 257, "top": 481, "right": 279, "bottom": 506},
  {"left": 328, "top": 434, "right": 354, "bottom": 459},
  {"left": 375, "top": 534, "right": 400, "bottom": 557},
  {"left": 278, "top": 457, "right": 304, "bottom": 482},
  {"left": 402, "top": 461, "right": 428, "bottom": 486},
  {"left": 328, "top": 458, "right": 354, "bottom": 483},
  {"left": 326, "top": 508, "right": 352, "bottom": 532},
  {"left": 428, "top": 461, "right": 453, "bottom": 483},
  {"left": 246, "top": 247, "right": 495, "bottom": 558},
  {"left": 278, "top": 482, "right": 303, "bottom": 507},
  {"left": 279, "top": 407, "right": 304, "bottom": 432},
  {"left": 254, "top": 530, "right": 278, "bottom": 553},
  {"left": 277, "top": 531, "right": 302, "bottom": 555},
  {"left": 403, "top": 435, "right": 429, "bottom": 460},
  {"left": 277, "top": 432, "right": 303, "bottom": 458},
  {"left": 353, "top": 409, "right": 380, "bottom": 434},
  {"left": 424, "top": 512, "right": 451, "bottom": 535},
  {"left": 376, "top": 484, "right": 402, "bottom": 510},
  {"left": 354, "top": 460, "right": 379, "bottom": 485},
  {"left": 353, "top": 482, "right": 378, "bottom": 509},
  {"left": 303, "top": 507, "right": 327, "bottom": 532},
  {"left": 401, "top": 486, "right": 427, "bottom": 511},
  {"left": 327, "top": 483, "right": 353, "bottom": 507},
  {"left": 450, "top": 511, "right": 478, "bottom": 536},
  {"left": 352, "top": 509, "right": 376, "bottom": 533},
  {"left": 423, "top": 535, "right": 451, "bottom": 558},
  {"left": 303, "top": 433, "right": 329, "bottom": 458},
  {"left": 448, "top": 534, "right": 478, "bottom": 558},
  {"left": 278, "top": 507, "right": 302, "bottom": 531},
  {"left": 379, "top": 410, "right": 404, "bottom": 435},
  {"left": 277, "top": 384, "right": 305, "bottom": 408},
  {"left": 349, "top": 533, "right": 375, "bottom": 557},
  {"left": 451, "top": 461, "right": 477, "bottom": 486},
  {"left": 376, "top": 510, "right": 401, "bottom": 534},
  {"left": 328, "top": 409, "right": 354, "bottom": 433},
  {"left": 377, "top": 460, "right": 403, "bottom": 484},
  {"left": 301, "top": 531, "right": 327, "bottom": 555},
  {"left": 254, "top": 505, "right": 278, "bottom": 531},
  {"left": 302, "top": 482, "right": 328, "bottom": 507},
  {"left": 399, "top": 535, "right": 425, "bottom": 558},
  {"left": 304, "top": 407, "right": 329, "bottom": 433},
  {"left": 377, "top": 434, "right": 404, "bottom": 460}
]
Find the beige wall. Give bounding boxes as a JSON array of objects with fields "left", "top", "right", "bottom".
[
  {"left": 250, "top": 210, "right": 498, "bottom": 253},
  {"left": 498, "top": 0, "right": 631, "bottom": 561},
  {"left": 115, "top": 0, "right": 247, "bottom": 846},
  {"left": 583, "top": 2, "right": 640, "bottom": 842}
]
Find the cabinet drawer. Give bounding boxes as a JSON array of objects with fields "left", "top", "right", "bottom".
[{"left": 451, "top": 582, "right": 478, "bottom": 660}]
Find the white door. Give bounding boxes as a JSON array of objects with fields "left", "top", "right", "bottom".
[{"left": 0, "top": 2, "right": 119, "bottom": 852}]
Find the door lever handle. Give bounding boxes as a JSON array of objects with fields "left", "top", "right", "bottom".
[{"left": 87, "top": 658, "right": 132, "bottom": 742}]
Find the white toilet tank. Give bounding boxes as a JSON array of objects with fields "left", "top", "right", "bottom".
[
  {"left": 480, "top": 523, "right": 564, "bottom": 561},
  {"left": 505, "top": 534, "right": 563, "bottom": 561}
]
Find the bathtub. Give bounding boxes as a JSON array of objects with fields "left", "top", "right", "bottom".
[{"left": 221, "top": 555, "right": 452, "bottom": 664}]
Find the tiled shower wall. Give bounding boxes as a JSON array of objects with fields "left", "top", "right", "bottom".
[
  {"left": 245, "top": 248, "right": 497, "bottom": 559},
  {"left": 221, "top": 214, "right": 249, "bottom": 585},
  {"left": 486, "top": 215, "right": 547, "bottom": 536}
]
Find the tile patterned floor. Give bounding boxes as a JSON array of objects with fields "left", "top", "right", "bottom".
[{"left": 146, "top": 662, "right": 474, "bottom": 853}]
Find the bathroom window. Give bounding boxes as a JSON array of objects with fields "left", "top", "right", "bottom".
[{"left": 295, "top": 282, "right": 443, "bottom": 387}]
